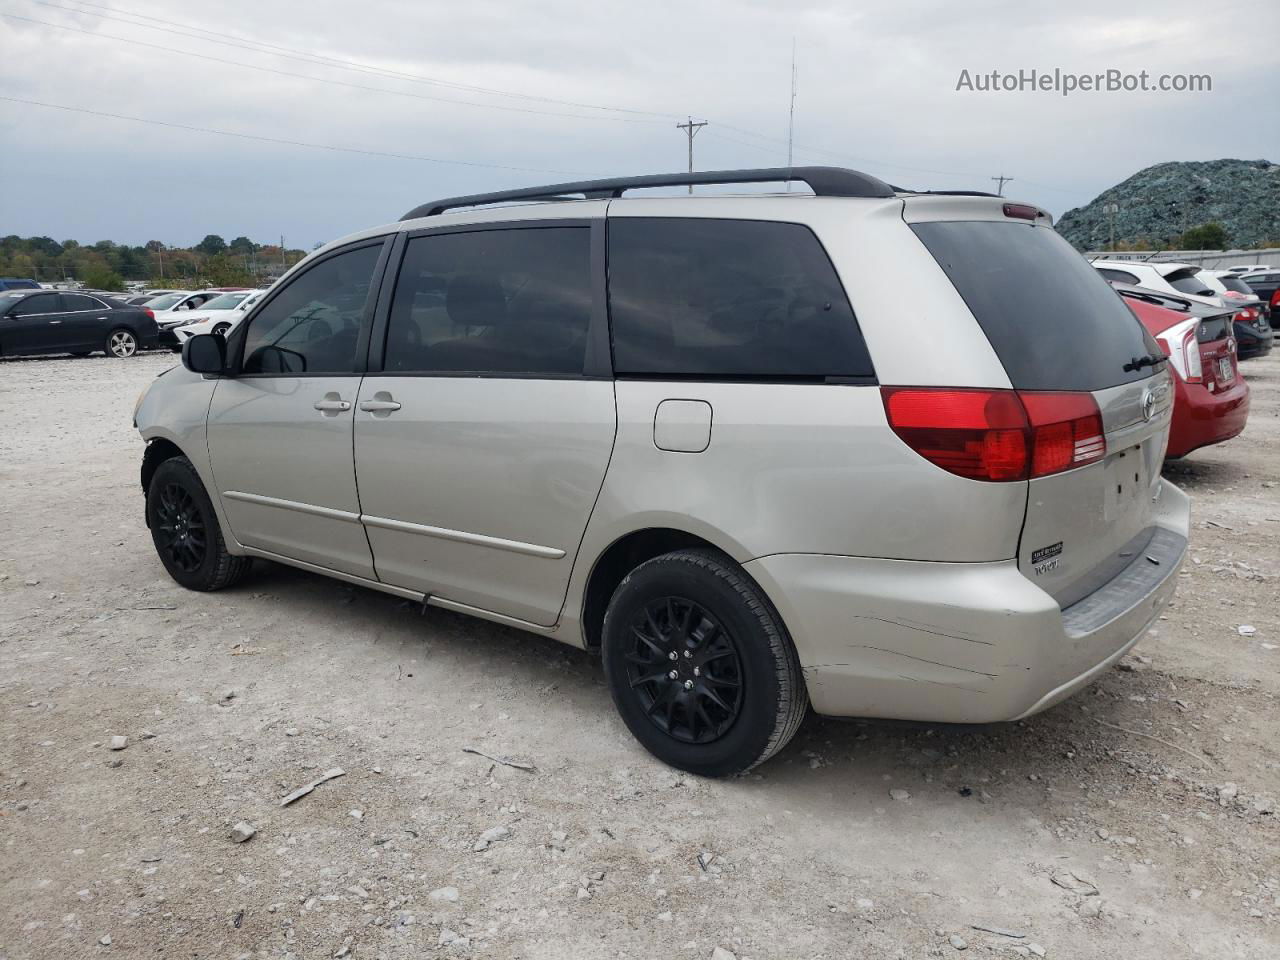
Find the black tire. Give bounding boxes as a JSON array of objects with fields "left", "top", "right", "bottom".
[
  {"left": 105, "top": 328, "right": 138, "bottom": 358},
  {"left": 146, "top": 456, "right": 251, "bottom": 591},
  {"left": 601, "top": 549, "right": 808, "bottom": 777}
]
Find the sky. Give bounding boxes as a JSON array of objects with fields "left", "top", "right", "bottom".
[{"left": 2, "top": 0, "right": 1278, "bottom": 248}]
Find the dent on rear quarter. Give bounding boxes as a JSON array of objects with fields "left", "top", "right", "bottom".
[{"left": 135, "top": 366, "right": 241, "bottom": 550}]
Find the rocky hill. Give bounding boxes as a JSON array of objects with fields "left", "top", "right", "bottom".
[{"left": 1056, "top": 159, "right": 1279, "bottom": 250}]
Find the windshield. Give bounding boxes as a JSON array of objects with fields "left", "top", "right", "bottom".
[
  {"left": 200, "top": 292, "right": 251, "bottom": 310},
  {"left": 145, "top": 293, "right": 186, "bottom": 310}
]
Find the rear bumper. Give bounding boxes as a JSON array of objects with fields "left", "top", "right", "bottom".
[
  {"left": 744, "top": 480, "right": 1190, "bottom": 723},
  {"left": 1166, "top": 374, "right": 1249, "bottom": 458}
]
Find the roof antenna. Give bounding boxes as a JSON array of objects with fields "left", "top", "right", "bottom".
[{"left": 786, "top": 37, "right": 797, "bottom": 191}]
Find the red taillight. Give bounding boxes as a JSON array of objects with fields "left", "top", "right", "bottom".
[
  {"left": 882, "top": 387, "right": 1105, "bottom": 482},
  {"left": 1020, "top": 392, "right": 1106, "bottom": 476},
  {"left": 1157, "top": 322, "right": 1201, "bottom": 384},
  {"left": 1271, "top": 289, "right": 1280, "bottom": 309},
  {"left": 144, "top": 308, "right": 155, "bottom": 320}
]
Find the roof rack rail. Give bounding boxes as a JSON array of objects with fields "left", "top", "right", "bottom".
[{"left": 401, "top": 166, "right": 897, "bottom": 219}]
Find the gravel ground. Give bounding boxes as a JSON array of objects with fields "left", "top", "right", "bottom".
[{"left": 1, "top": 350, "right": 1277, "bottom": 960}]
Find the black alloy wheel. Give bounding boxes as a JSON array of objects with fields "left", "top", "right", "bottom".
[
  {"left": 153, "top": 481, "right": 208, "bottom": 573},
  {"left": 625, "top": 596, "right": 744, "bottom": 744}
]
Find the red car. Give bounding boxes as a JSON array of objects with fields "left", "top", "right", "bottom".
[{"left": 1116, "top": 286, "right": 1249, "bottom": 459}]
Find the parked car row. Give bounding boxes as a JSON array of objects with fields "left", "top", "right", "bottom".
[
  {"left": 0, "top": 285, "right": 269, "bottom": 359},
  {"left": 1093, "top": 258, "right": 1274, "bottom": 359}
]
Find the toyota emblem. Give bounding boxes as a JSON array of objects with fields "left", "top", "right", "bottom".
[{"left": 1141, "top": 389, "right": 1155, "bottom": 422}]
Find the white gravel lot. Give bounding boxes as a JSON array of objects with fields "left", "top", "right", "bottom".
[{"left": 1, "top": 349, "right": 1277, "bottom": 960}]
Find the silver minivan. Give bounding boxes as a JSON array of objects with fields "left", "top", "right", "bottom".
[{"left": 135, "top": 167, "right": 1189, "bottom": 776}]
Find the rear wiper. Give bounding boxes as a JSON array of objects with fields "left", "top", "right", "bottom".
[{"left": 1123, "top": 353, "right": 1167, "bottom": 372}]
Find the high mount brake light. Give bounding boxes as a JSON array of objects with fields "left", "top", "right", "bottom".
[
  {"left": 881, "top": 387, "right": 1105, "bottom": 482},
  {"left": 1002, "top": 203, "right": 1039, "bottom": 221}
]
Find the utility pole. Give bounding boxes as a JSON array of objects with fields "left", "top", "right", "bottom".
[
  {"left": 786, "top": 38, "right": 797, "bottom": 190},
  {"left": 991, "top": 174, "right": 1013, "bottom": 196},
  {"left": 1103, "top": 202, "right": 1120, "bottom": 251},
  {"left": 280, "top": 235, "right": 287, "bottom": 273},
  {"left": 676, "top": 117, "right": 708, "bottom": 194}
]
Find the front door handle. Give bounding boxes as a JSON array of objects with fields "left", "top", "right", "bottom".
[
  {"left": 313, "top": 394, "right": 351, "bottom": 414},
  {"left": 359, "top": 395, "right": 402, "bottom": 413}
]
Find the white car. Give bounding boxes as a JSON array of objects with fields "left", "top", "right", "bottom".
[
  {"left": 146, "top": 290, "right": 225, "bottom": 342},
  {"left": 171, "top": 289, "right": 268, "bottom": 344},
  {"left": 1197, "top": 269, "right": 1267, "bottom": 304},
  {"left": 1090, "top": 260, "right": 1226, "bottom": 308},
  {"left": 1224, "top": 264, "right": 1272, "bottom": 275}
]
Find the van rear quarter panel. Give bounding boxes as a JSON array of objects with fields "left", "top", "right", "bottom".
[{"left": 578, "top": 379, "right": 1028, "bottom": 566}]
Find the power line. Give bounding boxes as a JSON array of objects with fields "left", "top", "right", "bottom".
[
  {"left": 2, "top": 13, "right": 670, "bottom": 126},
  {"left": 0, "top": 95, "right": 584, "bottom": 175},
  {"left": 39, "top": 0, "right": 682, "bottom": 120}
]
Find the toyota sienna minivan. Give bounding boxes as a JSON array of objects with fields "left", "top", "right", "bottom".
[{"left": 134, "top": 167, "right": 1189, "bottom": 776}]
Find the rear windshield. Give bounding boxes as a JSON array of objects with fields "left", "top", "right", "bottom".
[
  {"left": 911, "top": 221, "right": 1158, "bottom": 391},
  {"left": 1196, "top": 314, "right": 1233, "bottom": 343},
  {"left": 1217, "top": 275, "right": 1255, "bottom": 296},
  {"left": 1165, "top": 269, "right": 1215, "bottom": 297}
]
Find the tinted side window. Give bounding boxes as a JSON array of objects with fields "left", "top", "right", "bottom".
[
  {"left": 241, "top": 244, "right": 381, "bottom": 375},
  {"left": 9, "top": 294, "right": 60, "bottom": 316},
  {"left": 63, "top": 294, "right": 103, "bottom": 311},
  {"left": 608, "top": 218, "right": 873, "bottom": 379},
  {"left": 912, "top": 221, "right": 1158, "bottom": 392},
  {"left": 383, "top": 227, "right": 591, "bottom": 375}
]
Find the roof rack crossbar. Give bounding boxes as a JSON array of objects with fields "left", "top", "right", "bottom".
[{"left": 400, "top": 166, "right": 896, "bottom": 219}]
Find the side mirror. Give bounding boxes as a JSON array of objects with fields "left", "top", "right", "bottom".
[{"left": 182, "top": 333, "right": 226, "bottom": 375}]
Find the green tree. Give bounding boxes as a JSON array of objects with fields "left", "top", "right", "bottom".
[
  {"left": 83, "top": 265, "right": 124, "bottom": 291},
  {"left": 229, "top": 236, "right": 258, "bottom": 253},
  {"left": 201, "top": 253, "right": 254, "bottom": 287},
  {"left": 1180, "top": 222, "right": 1229, "bottom": 250},
  {"left": 196, "top": 234, "right": 227, "bottom": 256}
]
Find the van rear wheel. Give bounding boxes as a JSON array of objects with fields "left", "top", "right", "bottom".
[{"left": 601, "top": 549, "right": 807, "bottom": 777}]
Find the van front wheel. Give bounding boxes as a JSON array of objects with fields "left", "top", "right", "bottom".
[{"left": 601, "top": 549, "right": 807, "bottom": 777}]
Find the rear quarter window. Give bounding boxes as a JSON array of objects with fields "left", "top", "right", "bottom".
[
  {"left": 607, "top": 218, "right": 874, "bottom": 380},
  {"left": 911, "top": 221, "right": 1159, "bottom": 392}
]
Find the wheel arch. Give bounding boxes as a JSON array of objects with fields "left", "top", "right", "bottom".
[
  {"left": 580, "top": 526, "right": 773, "bottom": 654},
  {"left": 140, "top": 437, "right": 188, "bottom": 503}
]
